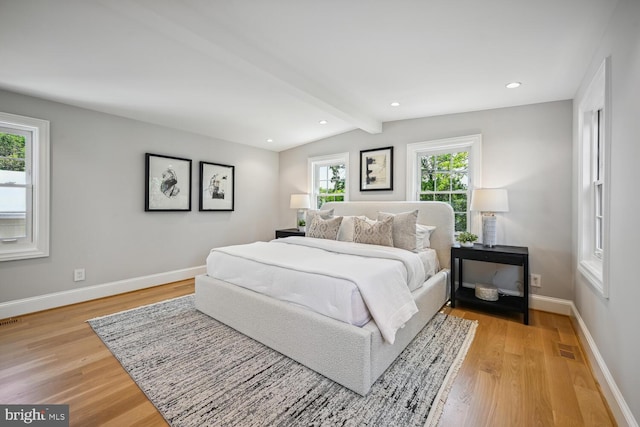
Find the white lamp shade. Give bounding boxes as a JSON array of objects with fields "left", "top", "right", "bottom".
[
  {"left": 470, "top": 188, "right": 509, "bottom": 213},
  {"left": 290, "top": 194, "right": 310, "bottom": 209}
]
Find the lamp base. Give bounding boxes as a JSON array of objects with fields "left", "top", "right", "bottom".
[
  {"left": 296, "top": 209, "right": 306, "bottom": 231},
  {"left": 482, "top": 214, "right": 497, "bottom": 247}
]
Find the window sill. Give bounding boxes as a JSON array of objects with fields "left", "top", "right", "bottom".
[
  {"left": 0, "top": 241, "right": 49, "bottom": 262},
  {"left": 578, "top": 259, "right": 606, "bottom": 298}
]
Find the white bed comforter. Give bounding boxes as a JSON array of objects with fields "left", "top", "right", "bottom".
[{"left": 211, "top": 237, "right": 425, "bottom": 344}]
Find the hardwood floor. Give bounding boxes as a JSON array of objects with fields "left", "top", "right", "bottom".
[
  {"left": 0, "top": 279, "right": 615, "bottom": 426},
  {"left": 439, "top": 305, "right": 615, "bottom": 426}
]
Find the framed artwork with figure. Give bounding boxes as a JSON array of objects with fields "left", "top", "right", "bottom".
[
  {"left": 145, "top": 153, "right": 192, "bottom": 211},
  {"left": 199, "top": 161, "right": 235, "bottom": 211}
]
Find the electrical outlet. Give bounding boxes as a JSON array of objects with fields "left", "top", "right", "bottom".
[
  {"left": 531, "top": 273, "right": 541, "bottom": 288},
  {"left": 74, "top": 268, "right": 85, "bottom": 282}
]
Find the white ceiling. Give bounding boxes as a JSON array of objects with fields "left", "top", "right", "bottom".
[{"left": 0, "top": 0, "right": 617, "bottom": 151}]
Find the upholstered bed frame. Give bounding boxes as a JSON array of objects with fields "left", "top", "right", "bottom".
[{"left": 195, "top": 201, "right": 455, "bottom": 395}]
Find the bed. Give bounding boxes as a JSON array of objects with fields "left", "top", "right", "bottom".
[{"left": 195, "top": 201, "right": 455, "bottom": 395}]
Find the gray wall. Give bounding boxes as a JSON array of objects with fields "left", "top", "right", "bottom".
[
  {"left": 279, "top": 101, "right": 574, "bottom": 300},
  {"left": 0, "top": 89, "right": 279, "bottom": 303},
  {"left": 573, "top": 0, "right": 640, "bottom": 421}
]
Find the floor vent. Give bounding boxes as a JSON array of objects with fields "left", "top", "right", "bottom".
[
  {"left": 557, "top": 343, "right": 579, "bottom": 360},
  {"left": 0, "top": 318, "right": 19, "bottom": 327},
  {"left": 559, "top": 349, "right": 576, "bottom": 359}
]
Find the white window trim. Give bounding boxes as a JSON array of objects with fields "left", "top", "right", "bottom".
[
  {"left": 406, "top": 134, "right": 482, "bottom": 234},
  {"left": 577, "top": 57, "right": 611, "bottom": 298},
  {"left": 308, "top": 152, "right": 349, "bottom": 209},
  {"left": 0, "top": 112, "right": 50, "bottom": 262}
]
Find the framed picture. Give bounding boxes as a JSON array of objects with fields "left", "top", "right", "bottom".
[
  {"left": 360, "top": 146, "right": 393, "bottom": 191},
  {"left": 145, "top": 153, "right": 192, "bottom": 211},
  {"left": 199, "top": 161, "right": 235, "bottom": 211}
]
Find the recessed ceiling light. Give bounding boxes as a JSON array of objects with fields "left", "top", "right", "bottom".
[
  {"left": 506, "top": 82, "right": 522, "bottom": 89},
  {"left": 266, "top": 138, "right": 273, "bottom": 143},
  {"left": 319, "top": 120, "right": 328, "bottom": 125},
  {"left": 390, "top": 102, "right": 400, "bottom": 107}
]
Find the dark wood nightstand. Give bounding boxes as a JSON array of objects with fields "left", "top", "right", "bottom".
[
  {"left": 275, "top": 228, "right": 305, "bottom": 239},
  {"left": 450, "top": 243, "right": 529, "bottom": 324}
]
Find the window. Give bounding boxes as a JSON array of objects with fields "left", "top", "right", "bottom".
[
  {"left": 594, "top": 109, "right": 604, "bottom": 257},
  {"left": 0, "top": 112, "right": 50, "bottom": 262},
  {"left": 578, "top": 57, "right": 610, "bottom": 297},
  {"left": 308, "top": 152, "right": 349, "bottom": 209},
  {"left": 406, "top": 135, "right": 482, "bottom": 233},
  {"left": 418, "top": 151, "right": 469, "bottom": 231}
]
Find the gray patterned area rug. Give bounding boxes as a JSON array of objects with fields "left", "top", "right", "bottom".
[{"left": 88, "top": 295, "right": 477, "bottom": 427}]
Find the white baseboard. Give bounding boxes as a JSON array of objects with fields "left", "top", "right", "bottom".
[
  {"left": 530, "top": 294, "right": 574, "bottom": 315},
  {"left": 0, "top": 265, "right": 206, "bottom": 319},
  {"left": 460, "top": 283, "right": 574, "bottom": 316},
  {"left": 569, "top": 302, "right": 638, "bottom": 427}
]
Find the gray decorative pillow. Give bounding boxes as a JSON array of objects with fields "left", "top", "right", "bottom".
[
  {"left": 377, "top": 210, "right": 418, "bottom": 251},
  {"left": 305, "top": 209, "right": 334, "bottom": 227},
  {"left": 353, "top": 216, "right": 394, "bottom": 247},
  {"left": 308, "top": 215, "right": 343, "bottom": 240}
]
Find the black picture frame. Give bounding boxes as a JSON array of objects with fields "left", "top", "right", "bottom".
[
  {"left": 199, "top": 161, "right": 235, "bottom": 211},
  {"left": 360, "top": 146, "right": 393, "bottom": 191},
  {"left": 145, "top": 153, "right": 192, "bottom": 211}
]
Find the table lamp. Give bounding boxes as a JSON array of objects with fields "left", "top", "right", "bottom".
[
  {"left": 290, "top": 194, "right": 310, "bottom": 231},
  {"left": 470, "top": 188, "right": 509, "bottom": 247}
]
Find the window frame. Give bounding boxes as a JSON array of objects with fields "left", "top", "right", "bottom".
[
  {"left": 0, "top": 112, "right": 50, "bottom": 262},
  {"left": 577, "top": 57, "right": 611, "bottom": 298},
  {"left": 308, "top": 152, "right": 349, "bottom": 209},
  {"left": 406, "top": 134, "right": 482, "bottom": 234}
]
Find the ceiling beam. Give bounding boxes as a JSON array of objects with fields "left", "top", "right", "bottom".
[{"left": 100, "top": 0, "right": 382, "bottom": 134}]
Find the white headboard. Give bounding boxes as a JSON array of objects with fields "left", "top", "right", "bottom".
[{"left": 321, "top": 201, "right": 455, "bottom": 269}]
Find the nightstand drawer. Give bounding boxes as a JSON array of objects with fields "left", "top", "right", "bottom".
[
  {"left": 275, "top": 228, "right": 305, "bottom": 239},
  {"left": 455, "top": 251, "right": 524, "bottom": 265},
  {"left": 452, "top": 244, "right": 527, "bottom": 266}
]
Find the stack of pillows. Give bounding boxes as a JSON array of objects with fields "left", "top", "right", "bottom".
[{"left": 304, "top": 208, "right": 436, "bottom": 252}]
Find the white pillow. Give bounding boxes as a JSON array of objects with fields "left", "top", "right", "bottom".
[
  {"left": 336, "top": 215, "right": 367, "bottom": 242},
  {"left": 416, "top": 224, "right": 437, "bottom": 250}
]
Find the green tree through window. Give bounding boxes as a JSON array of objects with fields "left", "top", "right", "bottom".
[
  {"left": 317, "top": 164, "right": 346, "bottom": 208},
  {"left": 419, "top": 151, "right": 469, "bottom": 231},
  {"left": 0, "top": 132, "right": 26, "bottom": 172}
]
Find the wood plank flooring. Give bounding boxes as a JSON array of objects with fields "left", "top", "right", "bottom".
[
  {"left": 439, "top": 305, "right": 615, "bottom": 426},
  {"left": 0, "top": 279, "right": 615, "bottom": 426}
]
